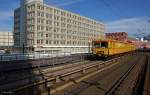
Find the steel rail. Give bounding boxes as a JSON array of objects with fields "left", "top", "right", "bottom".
[
  {"left": 143, "top": 56, "right": 150, "bottom": 95},
  {"left": 4, "top": 56, "right": 124, "bottom": 93},
  {"left": 104, "top": 56, "right": 138, "bottom": 95}
]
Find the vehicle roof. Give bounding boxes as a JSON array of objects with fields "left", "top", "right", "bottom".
[{"left": 92, "top": 39, "right": 132, "bottom": 44}]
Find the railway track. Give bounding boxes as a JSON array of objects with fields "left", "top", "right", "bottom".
[
  {"left": 143, "top": 54, "right": 150, "bottom": 95},
  {"left": 51, "top": 54, "right": 147, "bottom": 95},
  {"left": 0, "top": 54, "right": 130, "bottom": 95},
  {"left": 0, "top": 54, "right": 87, "bottom": 85},
  {"left": 0, "top": 61, "right": 89, "bottom": 90},
  {"left": 105, "top": 55, "right": 147, "bottom": 95}
]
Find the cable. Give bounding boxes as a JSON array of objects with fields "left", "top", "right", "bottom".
[{"left": 100, "top": 0, "right": 123, "bottom": 19}]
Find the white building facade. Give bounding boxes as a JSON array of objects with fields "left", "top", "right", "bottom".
[
  {"left": 14, "top": 0, "right": 105, "bottom": 53},
  {"left": 0, "top": 32, "right": 14, "bottom": 47}
]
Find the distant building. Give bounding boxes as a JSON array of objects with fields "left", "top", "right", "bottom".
[
  {"left": 144, "top": 35, "right": 150, "bottom": 41},
  {"left": 106, "top": 32, "right": 128, "bottom": 42},
  {"left": 0, "top": 32, "right": 14, "bottom": 53},
  {"left": 14, "top": 0, "right": 105, "bottom": 54},
  {"left": 0, "top": 32, "right": 14, "bottom": 47}
]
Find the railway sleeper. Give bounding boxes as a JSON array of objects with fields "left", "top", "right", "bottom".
[
  {"left": 1, "top": 55, "right": 130, "bottom": 94},
  {"left": 142, "top": 55, "right": 150, "bottom": 95},
  {"left": 112, "top": 56, "right": 147, "bottom": 95},
  {"left": 105, "top": 56, "right": 143, "bottom": 95}
]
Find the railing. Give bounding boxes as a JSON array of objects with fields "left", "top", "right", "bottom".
[{"left": 0, "top": 52, "right": 71, "bottom": 62}]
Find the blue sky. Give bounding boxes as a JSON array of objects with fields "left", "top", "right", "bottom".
[{"left": 0, "top": 0, "right": 150, "bottom": 36}]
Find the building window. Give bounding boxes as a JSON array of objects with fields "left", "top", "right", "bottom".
[
  {"left": 54, "top": 21, "right": 59, "bottom": 26},
  {"left": 49, "top": 40, "right": 51, "bottom": 44},
  {"left": 37, "top": 26, "right": 44, "bottom": 31},
  {"left": 37, "top": 40, "right": 40, "bottom": 44},
  {"left": 61, "top": 17, "right": 66, "bottom": 22},
  {"left": 38, "top": 5, "right": 40, "bottom": 9},
  {"left": 41, "top": 40, "right": 43, "bottom": 44},
  {"left": 46, "top": 20, "right": 52, "bottom": 25},
  {"left": 54, "top": 15, "right": 59, "bottom": 20},
  {"left": 54, "top": 9, "right": 60, "bottom": 14},
  {"left": 37, "top": 11, "right": 44, "bottom": 17},
  {"left": 61, "top": 29, "right": 66, "bottom": 33},
  {"left": 54, "top": 41, "right": 56, "bottom": 44},
  {"left": 46, "top": 34, "right": 48, "bottom": 37},
  {"left": 61, "top": 23, "right": 66, "bottom": 27},
  {"left": 46, "top": 13, "right": 52, "bottom": 19},
  {"left": 37, "top": 26, "right": 40, "bottom": 30},
  {"left": 46, "top": 40, "right": 48, "bottom": 44},
  {"left": 61, "top": 11, "right": 66, "bottom": 16},
  {"left": 37, "top": 5, "right": 44, "bottom": 10}
]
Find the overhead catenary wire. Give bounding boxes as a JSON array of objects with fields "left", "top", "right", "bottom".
[{"left": 100, "top": 0, "right": 125, "bottom": 19}]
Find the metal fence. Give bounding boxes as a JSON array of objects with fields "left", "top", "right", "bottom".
[{"left": 0, "top": 52, "right": 71, "bottom": 62}]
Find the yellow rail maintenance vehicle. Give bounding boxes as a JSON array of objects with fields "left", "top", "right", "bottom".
[{"left": 92, "top": 39, "right": 136, "bottom": 57}]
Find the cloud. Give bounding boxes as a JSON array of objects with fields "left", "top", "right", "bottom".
[
  {"left": 46, "top": 0, "right": 84, "bottom": 7},
  {"left": 106, "top": 16, "right": 150, "bottom": 37}
]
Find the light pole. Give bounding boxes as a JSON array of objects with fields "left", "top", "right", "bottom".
[
  {"left": 22, "top": 43, "right": 25, "bottom": 54},
  {"left": 47, "top": 83, "right": 50, "bottom": 95},
  {"left": 38, "top": 67, "right": 51, "bottom": 95}
]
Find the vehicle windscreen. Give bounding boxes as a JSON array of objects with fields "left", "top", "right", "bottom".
[
  {"left": 93, "top": 42, "right": 108, "bottom": 48},
  {"left": 101, "top": 42, "right": 108, "bottom": 48},
  {"left": 93, "top": 43, "right": 101, "bottom": 48}
]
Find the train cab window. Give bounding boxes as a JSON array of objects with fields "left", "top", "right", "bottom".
[
  {"left": 93, "top": 43, "right": 101, "bottom": 48},
  {"left": 101, "top": 42, "right": 108, "bottom": 48},
  {"left": 93, "top": 42, "right": 108, "bottom": 48}
]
